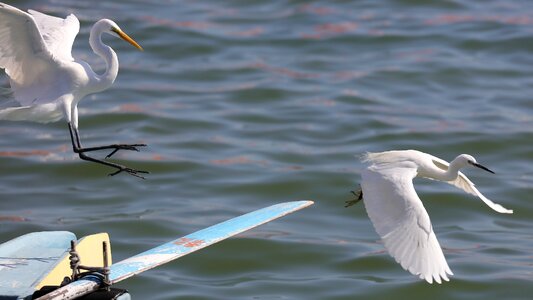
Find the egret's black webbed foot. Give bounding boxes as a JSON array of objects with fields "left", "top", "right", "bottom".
[
  {"left": 345, "top": 188, "right": 363, "bottom": 208},
  {"left": 108, "top": 167, "right": 150, "bottom": 179},
  {"left": 105, "top": 143, "right": 147, "bottom": 159},
  {"left": 77, "top": 152, "right": 149, "bottom": 179},
  {"left": 68, "top": 123, "right": 149, "bottom": 179}
]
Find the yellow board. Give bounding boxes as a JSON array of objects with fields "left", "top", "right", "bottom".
[{"left": 36, "top": 233, "right": 112, "bottom": 288}]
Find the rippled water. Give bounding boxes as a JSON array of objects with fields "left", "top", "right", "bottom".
[{"left": 1, "top": 0, "right": 532, "bottom": 299}]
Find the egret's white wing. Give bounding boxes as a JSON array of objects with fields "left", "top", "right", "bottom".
[
  {"left": 431, "top": 157, "right": 513, "bottom": 214},
  {"left": 28, "top": 9, "right": 79, "bottom": 61},
  {"left": 0, "top": 3, "right": 65, "bottom": 106},
  {"left": 361, "top": 165, "right": 453, "bottom": 284},
  {"left": 0, "top": 3, "right": 49, "bottom": 82}
]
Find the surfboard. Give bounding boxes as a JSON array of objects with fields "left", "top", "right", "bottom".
[
  {"left": 0, "top": 231, "right": 76, "bottom": 299},
  {"left": 35, "top": 200, "right": 313, "bottom": 300}
]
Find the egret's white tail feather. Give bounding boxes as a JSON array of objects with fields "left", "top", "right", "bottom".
[
  {"left": 361, "top": 150, "right": 416, "bottom": 165},
  {"left": 0, "top": 103, "right": 62, "bottom": 123},
  {"left": 359, "top": 152, "right": 372, "bottom": 162}
]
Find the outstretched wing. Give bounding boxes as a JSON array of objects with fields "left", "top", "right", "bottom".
[
  {"left": 0, "top": 3, "right": 51, "bottom": 87},
  {"left": 28, "top": 9, "right": 79, "bottom": 61},
  {"left": 361, "top": 165, "right": 453, "bottom": 284},
  {"left": 430, "top": 156, "right": 513, "bottom": 214},
  {"left": 0, "top": 3, "right": 73, "bottom": 107}
]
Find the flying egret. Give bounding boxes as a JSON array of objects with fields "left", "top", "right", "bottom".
[
  {"left": 346, "top": 150, "right": 513, "bottom": 284},
  {"left": 0, "top": 3, "right": 148, "bottom": 178}
]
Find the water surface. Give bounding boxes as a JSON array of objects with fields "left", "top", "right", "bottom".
[{"left": 1, "top": 0, "right": 532, "bottom": 299}]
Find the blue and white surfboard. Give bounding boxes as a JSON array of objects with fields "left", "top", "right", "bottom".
[
  {"left": 0, "top": 231, "right": 76, "bottom": 299},
  {"left": 33, "top": 200, "right": 313, "bottom": 300}
]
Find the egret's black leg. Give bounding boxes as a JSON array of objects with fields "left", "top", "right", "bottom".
[
  {"left": 68, "top": 123, "right": 146, "bottom": 158},
  {"left": 68, "top": 123, "right": 149, "bottom": 178},
  {"left": 345, "top": 187, "right": 363, "bottom": 208}
]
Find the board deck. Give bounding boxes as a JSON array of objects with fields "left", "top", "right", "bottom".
[
  {"left": 111, "top": 200, "right": 313, "bottom": 283},
  {"left": 0, "top": 231, "right": 76, "bottom": 299},
  {"left": 35, "top": 201, "right": 313, "bottom": 300}
]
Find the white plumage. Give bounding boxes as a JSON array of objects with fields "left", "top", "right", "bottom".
[
  {"left": 0, "top": 2, "right": 147, "bottom": 177},
  {"left": 358, "top": 150, "right": 512, "bottom": 283}
]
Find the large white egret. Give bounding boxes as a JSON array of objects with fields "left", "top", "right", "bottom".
[
  {"left": 346, "top": 150, "right": 513, "bottom": 284},
  {"left": 0, "top": 3, "right": 148, "bottom": 178}
]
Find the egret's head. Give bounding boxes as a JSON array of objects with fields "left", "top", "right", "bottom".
[
  {"left": 96, "top": 19, "right": 143, "bottom": 51},
  {"left": 459, "top": 154, "right": 495, "bottom": 174},
  {"left": 458, "top": 154, "right": 476, "bottom": 165}
]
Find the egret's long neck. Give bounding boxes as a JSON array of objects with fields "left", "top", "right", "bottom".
[
  {"left": 435, "top": 160, "right": 462, "bottom": 181},
  {"left": 89, "top": 24, "right": 119, "bottom": 93}
]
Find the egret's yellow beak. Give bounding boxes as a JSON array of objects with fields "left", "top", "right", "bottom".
[{"left": 112, "top": 27, "right": 143, "bottom": 51}]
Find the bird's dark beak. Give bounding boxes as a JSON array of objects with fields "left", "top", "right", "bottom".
[
  {"left": 470, "top": 161, "right": 495, "bottom": 174},
  {"left": 112, "top": 27, "right": 143, "bottom": 51}
]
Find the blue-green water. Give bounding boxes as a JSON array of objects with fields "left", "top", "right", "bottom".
[{"left": 1, "top": 0, "right": 532, "bottom": 299}]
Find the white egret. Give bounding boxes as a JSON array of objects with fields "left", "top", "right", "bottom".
[
  {"left": 0, "top": 3, "right": 147, "bottom": 178},
  {"left": 346, "top": 150, "right": 513, "bottom": 284}
]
